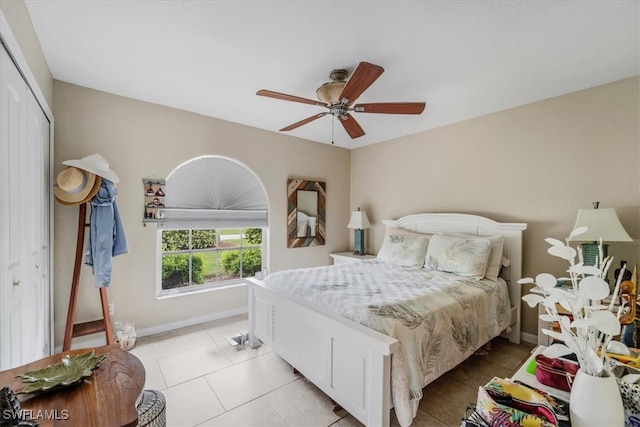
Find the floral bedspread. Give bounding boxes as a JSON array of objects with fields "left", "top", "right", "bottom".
[{"left": 263, "top": 259, "right": 511, "bottom": 426}]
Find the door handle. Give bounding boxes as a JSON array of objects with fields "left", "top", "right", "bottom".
[{"left": 13, "top": 279, "right": 20, "bottom": 286}]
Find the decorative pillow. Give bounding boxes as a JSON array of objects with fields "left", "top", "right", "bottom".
[
  {"left": 385, "top": 226, "right": 433, "bottom": 242},
  {"left": 425, "top": 234, "right": 492, "bottom": 278},
  {"left": 484, "top": 235, "right": 504, "bottom": 281},
  {"left": 445, "top": 233, "right": 505, "bottom": 281},
  {"left": 377, "top": 233, "right": 430, "bottom": 267}
]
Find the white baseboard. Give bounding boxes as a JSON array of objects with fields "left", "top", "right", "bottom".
[
  {"left": 136, "top": 306, "right": 248, "bottom": 338},
  {"left": 55, "top": 306, "right": 248, "bottom": 353},
  {"left": 520, "top": 331, "right": 538, "bottom": 345},
  {"left": 56, "top": 308, "right": 536, "bottom": 353}
]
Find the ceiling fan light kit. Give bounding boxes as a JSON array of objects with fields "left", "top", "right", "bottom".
[
  {"left": 316, "top": 69, "right": 348, "bottom": 105},
  {"left": 257, "top": 62, "right": 426, "bottom": 142},
  {"left": 316, "top": 81, "right": 346, "bottom": 105}
]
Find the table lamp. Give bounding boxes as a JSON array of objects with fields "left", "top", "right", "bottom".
[
  {"left": 569, "top": 202, "right": 632, "bottom": 266},
  {"left": 347, "top": 207, "right": 371, "bottom": 255}
]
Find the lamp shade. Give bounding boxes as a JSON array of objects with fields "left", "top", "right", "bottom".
[
  {"left": 570, "top": 208, "right": 632, "bottom": 242},
  {"left": 347, "top": 209, "right": 371, "bottom": 229}
]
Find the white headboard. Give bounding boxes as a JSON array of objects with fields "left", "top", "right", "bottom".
[{"left": 382, "top": 213, "right": 527, "bottom": 343}]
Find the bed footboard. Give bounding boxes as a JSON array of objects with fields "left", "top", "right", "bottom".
[{"left": 247, "top": 277, "right": 400, "bottom": 427}]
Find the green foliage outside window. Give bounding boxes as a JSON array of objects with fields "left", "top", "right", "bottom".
[
  {"left": 161, "top": 230, "right": 189, "bottom": 251},
  {"left": 162, "top": 229, "right": 216, "bottom": 251},
  {"left": 220, "top": 249, "right": 262, "bottom": 277},
  {"left": 161, "top": 228, "right": 262, "bottom": 289},
  {"left": 192, "top": 230, "right": 217, "bottom": 249},
  {"left": 244, "top": 228, "right": 262, "bottom": 245},
  {"left": 162, "top": 254, "right": 204, "bottom": 289}
]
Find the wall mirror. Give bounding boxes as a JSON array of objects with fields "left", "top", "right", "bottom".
[{"left": 287, "top": 179, "right": 326, "bottom": 247}]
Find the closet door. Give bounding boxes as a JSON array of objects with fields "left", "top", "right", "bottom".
[
  {"left": 24, "top": 83, "right": 51, "bottom": 363},
  {"left": 0, "top": 45, "right": 50, "bottom": 369}
]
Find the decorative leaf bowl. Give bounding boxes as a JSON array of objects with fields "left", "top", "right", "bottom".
[{"left": 16, "top": 351, "right": 107, "bottom": 394}]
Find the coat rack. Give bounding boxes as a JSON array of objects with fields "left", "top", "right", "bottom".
[{"left": 63, "top": 202, "right": 114, "bottom": 351}]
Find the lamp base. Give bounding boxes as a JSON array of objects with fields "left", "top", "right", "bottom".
[
  {"left": 580, "top": 242, "right": 609, "bottom": 266},
  {"left": 353, "top": 229, "right": 366, "bottom": 255}
]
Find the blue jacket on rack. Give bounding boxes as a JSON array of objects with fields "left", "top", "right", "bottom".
[{"left": 85, "top": 178, "right": 129, "bottom": 287}]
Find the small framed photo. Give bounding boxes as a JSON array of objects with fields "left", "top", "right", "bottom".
[{"left": 142, "top": 178, "right": 166, "bottom": 222}]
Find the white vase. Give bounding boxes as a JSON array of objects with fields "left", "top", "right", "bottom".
[{"left": 570, "top": 369, "right": 625, "bottom": 426}]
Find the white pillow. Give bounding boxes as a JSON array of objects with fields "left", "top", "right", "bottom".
[
  {"left": 483, "top": 235, "right": 504, "bottom": 281},
  {"left": 425, "top": 234, "right": 492, "bottom": 279},
  {"left": 385, "top": 226, "right": 432, "bottom": 241},
  {"left": 377, "top": 233, "right": 430, "bottom": 267},
  {"left": 445, "top": 233, "right": 505, "bottom": 281}
]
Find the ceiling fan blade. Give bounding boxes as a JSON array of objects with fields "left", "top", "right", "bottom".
[
  {"left": 257, "top": 89, "right": 327, "bottom": 107},
  {"left": 338, "top": 62, "right": 384, "bottom": 106},
  {"left": 340, "top": 113, "right": 365, "bottom": 139},
  {"left": 353, "top": 102, "right": 426, "bottom": 115},
  {"left": 280, "top": 112, "right": 329, "bottom": 132}
]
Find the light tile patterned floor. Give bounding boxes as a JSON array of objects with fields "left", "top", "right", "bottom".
[{"left": 130, "top": 315, "right": 534, "bottom": 427}]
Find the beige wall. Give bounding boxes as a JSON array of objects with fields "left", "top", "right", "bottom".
[
  {"left": 0, "top": 0, "right": 53, "bottom": 107},
  {"left": 351, "top": 76, "right": 640, "bottom": 340},
  {"left": 6, "top": 0, "right": 639, "bottom": 345},
  {"left": 53, "top": 81, "right": 351, "bottom": 347}
]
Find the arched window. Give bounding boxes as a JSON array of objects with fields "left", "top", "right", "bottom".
[{"left": 157, "top": 156, "right": 267, "bottom": 297}]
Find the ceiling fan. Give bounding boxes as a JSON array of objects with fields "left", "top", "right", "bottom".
[{"left": 256, "top": 62, "right": 426, "bottom": 142}]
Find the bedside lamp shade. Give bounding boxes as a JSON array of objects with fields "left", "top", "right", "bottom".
[
  {"left": 570, "top": 204, "right": 632, "bottom": 266},
  {"left": 347, "top": 208, "right": 371, "bottom": 255}
]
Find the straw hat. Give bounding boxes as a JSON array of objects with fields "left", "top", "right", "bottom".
[
  {"left": 54, "top": 167, "right": 102, "bottom": 206},
  {"left": 63, "top": 153, "right": 119, "bottom": 184}
]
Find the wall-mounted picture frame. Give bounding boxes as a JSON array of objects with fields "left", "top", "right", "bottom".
[
  {"left": 287, "top": 179, "right": 326, "bottom": 248},
  {"left": 143, "top": 178, "right": 166, "bottom": 223}
]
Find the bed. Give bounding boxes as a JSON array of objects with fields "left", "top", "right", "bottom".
[{"left": 247, "top": 213, "right": 527, "bottom": 426}]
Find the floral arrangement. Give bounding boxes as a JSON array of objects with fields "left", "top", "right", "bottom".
[{"left": 519, "top": 226, "right": 628, "bottom": 376}]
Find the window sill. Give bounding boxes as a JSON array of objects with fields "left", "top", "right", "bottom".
[{"left": 157, "top": 280, "right": 247, "bottom": 300}]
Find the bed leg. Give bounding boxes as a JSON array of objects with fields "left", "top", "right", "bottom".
[
  {"left": 247, "top": 334, "right": 261, "bottom": 349},
  {"left": 247, "top": 286, "right": 262, "bottom": 349},
  {"left": 330, "top": 399, "right": 344, "bottom": 413}
]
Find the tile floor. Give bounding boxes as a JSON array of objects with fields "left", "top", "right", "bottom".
[{"left": 130, "top": 315, "right": 535, "bottom": 427}]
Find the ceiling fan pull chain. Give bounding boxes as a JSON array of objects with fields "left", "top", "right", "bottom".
[{"left": 331, "top": 115, "right": 335, "bottom": 144}]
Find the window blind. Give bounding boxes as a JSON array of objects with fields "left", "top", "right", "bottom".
[
  {"left": 160, "top": 208, "right": 267, "bottom": 229},
  {"left": 160, "top": 156, "right": 267, "bottom": 228}
]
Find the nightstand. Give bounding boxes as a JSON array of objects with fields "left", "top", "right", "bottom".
[{"left": 330, "top": 252, "right": 376, "bottom": 265}]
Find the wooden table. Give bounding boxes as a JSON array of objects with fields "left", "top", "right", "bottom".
[{"left": 0, "top": 344, "right": 145, "bottom": 426}]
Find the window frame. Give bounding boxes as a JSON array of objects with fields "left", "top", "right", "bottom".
[{"left": 156, "top": 225, "right": 265, "bottom": 298}]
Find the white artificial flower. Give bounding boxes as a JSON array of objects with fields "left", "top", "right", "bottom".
[{"left": 519, "top": 231, "right": 627, "bottom": 376}]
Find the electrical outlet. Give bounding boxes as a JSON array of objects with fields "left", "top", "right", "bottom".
[{"left": 109, "top": 302, "right": 114, "bottom": 315}]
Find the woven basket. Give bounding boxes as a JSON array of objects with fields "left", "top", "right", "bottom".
[{"left": 136, "top": 389, "right": 166, "bottom": 427}]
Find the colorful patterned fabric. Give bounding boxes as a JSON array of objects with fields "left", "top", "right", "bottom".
[{"left": 477, "top": 377, "right": 558, "bottom": 427}]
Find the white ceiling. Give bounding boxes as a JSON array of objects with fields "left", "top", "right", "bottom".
[{"left": 24, "top": 1, "right": 640, "bottom": 149}]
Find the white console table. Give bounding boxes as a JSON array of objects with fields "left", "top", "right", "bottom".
[{"left": 510, "top": 345, "right": 571, "bottom": 402}]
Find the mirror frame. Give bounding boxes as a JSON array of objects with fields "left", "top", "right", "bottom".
[{"left": 287, "top": 179, "right": 326, "bottom": 248}]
